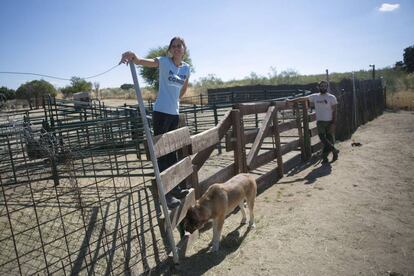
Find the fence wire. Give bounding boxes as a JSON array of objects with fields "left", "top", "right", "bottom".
[{"left": 0, "top": 98, "right": 167, "bottom": 275}]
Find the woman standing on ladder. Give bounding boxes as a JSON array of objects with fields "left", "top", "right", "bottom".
[{"left": 120, "top": 37, "right": 191, "bottom": 209}]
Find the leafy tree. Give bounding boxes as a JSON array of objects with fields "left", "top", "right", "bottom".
[
  {"left": 195, "top": 74, "right": 223, "bottom": 88},
  {"left": 16, "top": 80, "right": 57, "bottom": 108},
  {"left": 0, "top": 86, "right": 16, "bottom": 99},
  {"left": 120, "top": 83, "right": 134, "bottom": 90},
  {"left": 61, "top": 77, "right": 92, "bottom": 97},
  {"left": 140, "top": 46, "right": 193, "bottom": 90},
  {"left": 245, "top": 72, "right": 263, "bottom": 85},
  {"left": 93, "top": 82, "right": 100, "bottom": 98},
  {"left": 394, "top": 61, "right": 405, "bottom": 70},
  {"left": 403, "top": 45, "right": 414, "bottom": 73}
]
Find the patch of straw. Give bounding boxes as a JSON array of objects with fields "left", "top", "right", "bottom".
[{"left": 387, "top": 90, "right": 414, "bottom": 110}]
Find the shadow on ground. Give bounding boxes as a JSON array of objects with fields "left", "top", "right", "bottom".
[
  {"left": 278, "top": 154, "right": 333, "bottom": 185},
  {"left": 176, "top": 225, "right": 251, "bottom": 275},
  {"left": 159, "top": 153, "right": 335, "bottom": 275}
]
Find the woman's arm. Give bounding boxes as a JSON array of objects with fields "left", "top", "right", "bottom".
[
  {"left": 179, "top": 77, "right": 190, "bottom": 98},
  {"left": 119, "top": 51, "right": 159, "bottom": 68}
]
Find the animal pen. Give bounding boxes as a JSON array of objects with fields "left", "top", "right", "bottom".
[{"left": 0, "top": 78, "right": 384, "bottom": 275}]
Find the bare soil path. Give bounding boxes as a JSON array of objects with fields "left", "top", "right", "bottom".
[{"left": 178, "top": 111, "right": 414, "bottom": 276}]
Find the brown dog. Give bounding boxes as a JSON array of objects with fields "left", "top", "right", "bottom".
[{"left": 183, "top": 173, "right": 257, "bottom": 252}]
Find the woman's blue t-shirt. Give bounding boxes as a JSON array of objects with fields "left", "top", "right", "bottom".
[{"left": 153, "top": 56, "right": 190, "bottom": 115}]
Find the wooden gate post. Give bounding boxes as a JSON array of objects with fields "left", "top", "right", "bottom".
[
  {"left": 213, "top": 104, "right": 222, "bottom": 154},
  {"left": 232, "top": 109, "right": 247, "bottom": 174},
  {"left": 272, "top": 103, "right": 284, "bottom": 178},
  {"left": 294, "top": 103, "right": 305, "bottom": 160},
  {"left": 302, "top": 102, "right": 311, "bottom": 160}
]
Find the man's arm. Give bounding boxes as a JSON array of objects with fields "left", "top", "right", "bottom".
[
  {"left": 330, "top": 103, "right": 337, "bottom": 133},
  {"left": 331, "top": 104, "right": 337, "bottom": 124},
  {"left": 285, "top": 96, "right": 310, "bottom": 108}
]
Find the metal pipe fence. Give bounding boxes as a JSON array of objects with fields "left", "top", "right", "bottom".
[{"left": 0, "top": 97, "right": 166, "bottom": 275}]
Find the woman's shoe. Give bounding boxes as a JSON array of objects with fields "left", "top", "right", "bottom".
[
  {"left": 170, "top": 186, "right": 189, "bottom": 199},
  {"left": 165, "top": 193, "right": 181, "bottom": 209}
]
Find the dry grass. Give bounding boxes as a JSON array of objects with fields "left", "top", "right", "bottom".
[
  {"left": 96, "top": 87, "right": 201, "bottom": 107},
  {"left": 181, "top": 87, "right": 203, "bottom": 105},
  {"left": 387, "top": 90, "right": 414, "bottom": 110},
  {"left": 99, "top": 88, "right": 156, "bottom": 101},
  {"left": 98, "top": 87, "right": 200, "bottom": 104},
  {"left": 141, "top": 88, "right": 156, "bottom": 101}
]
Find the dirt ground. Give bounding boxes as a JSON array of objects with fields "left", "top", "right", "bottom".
[{"left": 176, "top": 111, "right": 414, "bottom": 276}]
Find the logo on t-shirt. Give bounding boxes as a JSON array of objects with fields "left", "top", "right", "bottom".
[
  {"left": 168, "top": 70, "right": 186, "bottom": 87},
  {"left": 316, "top": 99, "right": 328, "bottom": 104}
]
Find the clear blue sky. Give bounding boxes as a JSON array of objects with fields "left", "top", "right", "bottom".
[{"left": 1, "top": 0, "right": 413, "bottom": 89}]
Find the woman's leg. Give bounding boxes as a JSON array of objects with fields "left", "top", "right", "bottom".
[
  {"left": 152, "top": 112, "right": 182, "bottom": 208},
  {"left": 152, "top": 112, "right": 179, "bottom": 172}
]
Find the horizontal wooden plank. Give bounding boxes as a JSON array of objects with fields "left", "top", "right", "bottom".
[
  {"left": 256, "top": 152, "right": 303, "bottom": 195},
  {"left": 244, "top": 129, "right": 260, "bottom": 142},
  {"left": 250, "top": 139, "right": 299, "bottom": 170},
  {"left": 153, "top": 127, "right": 191, "bottom": 158},
  {"left": 256, "top": 167, "right": 282, "bottom": 195},
  {"left": 160, "top": 157, "right": 193, "bottom": 194},
  {"left": 192, "top": 145, "right": 215, "bottom": 172},
  {"left": 226, "top": 121, "right": 291, "bottom": 152},
  {"left": 283, "top": 153, "right": 303, "bottom": 174},
  {"left": 191, "top": 127, "right": 220, "bottom": 154},
  {"left": 248, "top": 149, "right": 277, "bottom": 171},
  {"left": 235, "top": 101, "right": 289, "bottom": 116},
  {"left": 225, "top": 128, "right": 258, "bottom": 152},
  {"left": 273, "top": 100, "right": 290, "bottom": 110},
  {"left": 311, "top": 141, "right": 323, "bottom": 153},
  {"left": 168, "top": 188, "right": 196, "bottom": 229},
  {"left": 278, "top": 120, "right": 298, "bottom": 133},
  {"left": 280, "top": 139, "right": 300, "bottom": 155},
  {"left": 235, "top": 102, "right": 271, "bottom": 115},
  {"left": 309, "top": 112, "right": 316, "bottom": 122},
  {"left": 198, "top": 163, "right": 235, "bottom": 195},
  {"left": 310, "top": 126, "right": 318, "bottom": 137}
]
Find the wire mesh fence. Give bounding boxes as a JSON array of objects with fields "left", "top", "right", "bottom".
[{"left": 0, "top": 97, "right": 167, "bottom": 275}]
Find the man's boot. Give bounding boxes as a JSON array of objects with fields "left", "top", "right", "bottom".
[{"left": 332, "top": 149, "right": 340, "bottom": 162}]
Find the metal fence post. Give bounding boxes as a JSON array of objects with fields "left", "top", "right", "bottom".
[
  {"left": 302, "top": 102, "right": 311, "bottom": 160},
  {"left": 129, "top": 63, "right": 179, "bottom": 265}
]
